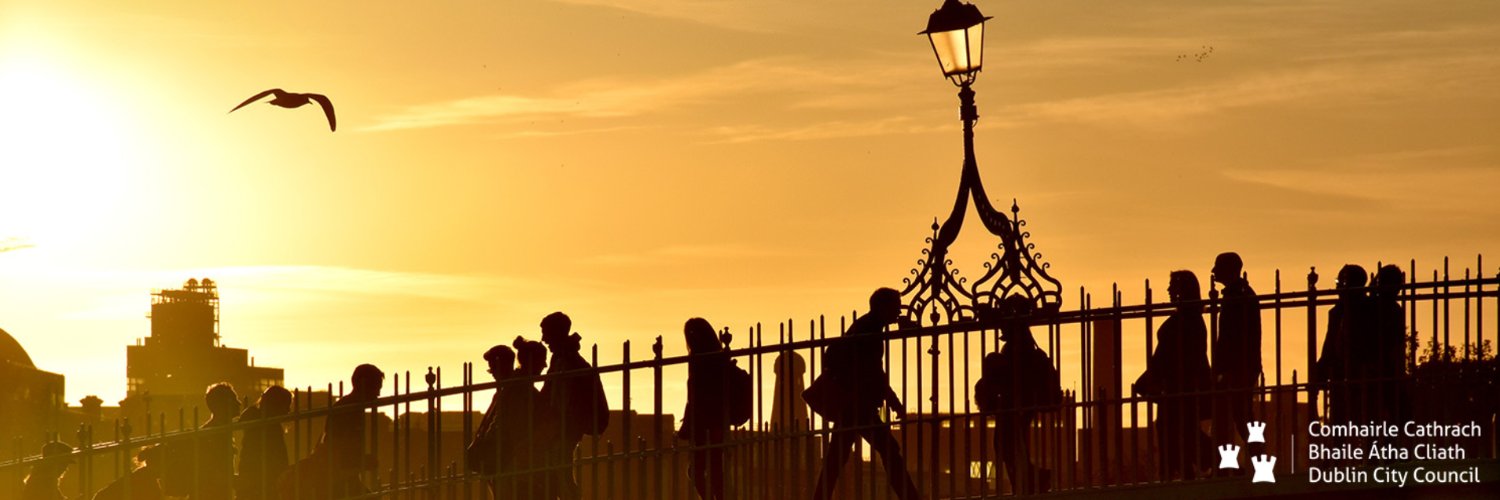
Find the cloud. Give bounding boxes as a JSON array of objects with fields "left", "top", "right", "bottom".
[
  {"left": 990, "top": 52, "right": 1500, "bottom": 130},
  {"left": 705, "top": 116, "right": 946, "bottom": 144},
  {"left": 362, "top": 57, "right": 915, "bottom": 132},
  {"left": 547, "top": 0, "right": 897, "bottom": 33},
  {"left": 0, "top": 237, "right": 34, "bottom": 254},
  {"left": 581, "top": 243, "right": 797, "bottom": 267}
]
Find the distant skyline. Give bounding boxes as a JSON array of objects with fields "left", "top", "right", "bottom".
[{"left": 2, "top": 0, "right": 1497, "bottom": 407}]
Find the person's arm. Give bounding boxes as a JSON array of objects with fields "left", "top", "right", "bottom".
[{"left": 884, "top": 387, "right": 906, "bottom": 419}]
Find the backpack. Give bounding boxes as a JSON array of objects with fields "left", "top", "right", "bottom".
[
  {"left": 726, "top": 359, "right": 753, "bottom": 426},
  {"left": 1018, "top": 342, "right": 1062, "bottom": 408},
  {"left": 583, "top": 372, "right": 611, "bottom": 436}
]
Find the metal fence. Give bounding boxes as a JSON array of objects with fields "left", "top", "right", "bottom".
[{"left": 3, "top": 257, "right": 1497, "bottom": 499}]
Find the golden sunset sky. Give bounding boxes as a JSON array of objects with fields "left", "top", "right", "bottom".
[{"left": 2, "top": 0, "right": 1498, "bottom": 409}]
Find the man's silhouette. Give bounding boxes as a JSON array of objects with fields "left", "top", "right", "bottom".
[
  {"left": 538, "top": 312, "right": 597, "bottom": 500},
  {"left": 974, "top": 295, "right": 1057, "bottom": 494},
  {"left": 90, "top": 446, "right": 164, "bottom": 500},
  {"left": 315, "top": 364, "right": 384, "bottom": 495},
  {"left": 1371, "top": 265, "right": 1409, "bottom": 423},
  {"left": 809, "top": 288, "right": 921, "bottom": 500},
  {"left": 237, "top": 386, "right": 291, "bottom": 500},
  {"left": 1210, "top": 253, "right": 1262, "bottom": 451},
  {"left": 21, "top": 441, "right": 72, "bottom": 500},
  {"left": 1136, "top": 271, "right": 1212, "bottom": 480},
  {"left": 1314, "top": 265, "right": 1372, "bottom": 423},
  {"left": 470, "top": 344, "right": 515, "bottom": 495},
  {"left": 194, "top": 383, "right": 239, "bottom": 500},
  {"left": 679, "top": 318, "right": 730, "bottom": 500}
]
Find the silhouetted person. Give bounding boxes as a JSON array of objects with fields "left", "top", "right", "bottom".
[
  {"left": 1315, "top": 265, "right": 1372, "bottom": 423},
  {"left": 283, "top": 364, "right": 384, "bottom": 499},
  {"left": 327, "top": 364, "right": 383, "bottom": 497},
  {"left": 471, "top": 339, "right": 556, "bottom": 500},
  {"left": 809, "top": 288, "right": 922, "bottom": 500},
  {"left": 679, "top": 318, "right": 729, "bottom": 500},
  {"left": 1136, "top": 271, "right": 1212, "bottom": 480},
  {"left": 22, "top": 441, "right": 72, "bottom": 500},
  {"left": 92, "top": 446, "right": 163, "bottom": 500},
  {"left": 1371, "top": 265, "right": 1409, "bottom": 423},
  {"left": 1210, "top": 252, "right": 1262, "bottom": 449},
  {"left": 974, "top": 296, "right": 1057, "bottom": 495},
  {"left": 196, "top": 383, "right": 240, "bottom": 500},
  {"left": 236, "top": 386, "right": 291, "bottom": 500},
  {"left": 470, "top": 344, "right": 515, "bottom": 495},
  {"left": 538, "top": 312, "right": 598, "bottom": 500}
]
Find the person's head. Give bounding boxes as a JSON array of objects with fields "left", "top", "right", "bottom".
[
  {"left": 1168, "top": 270, "right": 1201, "bottom": 306},
  {"left": 351, "top": 364, "right": 385, "bottom": 395},
  {"left": 540, "top": 312, "right": 572, "bottom": 346},
  {"left": 1376, "top": 264, "right": 1404, "bottom": 297},
  {"left": 1212, "top": 252, "right": 1243, "bottom": 284},
  {"left": 513, "top": 337, "right": 548, "bottom": 376},
  {"left": 204, "top": 383, "right": 240, "bottom": 418},
  {"left": 259, "top": 386, "right": 292, "bottom": 417},
  {"left": 483, "top": 344, "right": 516, "bottom": 381},
  {"left": 868, "top": 288, "right": 903, "bottom": 324},
  {"left": 1336, "top": 264, "right": 1368, "bottom": 300},
  {"left": 683, "top": 317, "right": 723, "bottom": 355},
  {"left": 997, "top": 295, "right": 1035, "bottom": 343}
]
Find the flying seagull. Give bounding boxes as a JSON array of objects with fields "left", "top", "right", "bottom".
[{"left": 229, "top": 89, "right": 337, "bottom": 131}]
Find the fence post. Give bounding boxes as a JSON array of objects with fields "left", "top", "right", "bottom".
[{"left": 1306, "top": 268, "right": 1319, "bottom": 425}]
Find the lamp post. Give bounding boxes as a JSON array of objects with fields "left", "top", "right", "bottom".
[{"left": 899, "top": 0, "right": 1062, "bottom": 327}]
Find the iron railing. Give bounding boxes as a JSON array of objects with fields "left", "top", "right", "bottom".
[{"left": 3, "top": 257, "right": 1497, "bottom": 499}]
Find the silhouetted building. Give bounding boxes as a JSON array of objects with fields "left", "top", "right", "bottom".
[
  {"left": 124, "top": 279, "right": 283, "bottom": 415},
  {"left": 0, "top": 326, "right": 66, "bottom": 450}
]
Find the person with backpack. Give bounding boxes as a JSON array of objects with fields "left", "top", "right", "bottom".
[
  {"left": 973, "top": 295, "right": 1059, "bottom": 495},
  {"left": 806, "top": 288, "right": 921, "bottom": 500},
  {"left": 679, "top": 318, "right": 731, "bottom": 500},
  {"left": 538, "top": 312, "right": 607, "bottom": 500}
]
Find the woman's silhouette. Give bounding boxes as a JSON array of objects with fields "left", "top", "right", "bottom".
[{"left": 679, "top": 318, "right": 729, "bottom": 500}]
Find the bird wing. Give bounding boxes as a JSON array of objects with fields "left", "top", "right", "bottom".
[
  {"left": 229, "top": 89, "right": 284, "bottom": 113},
  {"left": 308, "top": 93, "right": 337, "bottom": 131}
]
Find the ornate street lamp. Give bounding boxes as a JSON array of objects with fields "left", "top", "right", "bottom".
[{"left": 899, "top": 0, "right": 1062, "bottom": 327}]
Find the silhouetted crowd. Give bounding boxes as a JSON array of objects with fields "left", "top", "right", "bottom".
[{"left": 16, "top": 254, "right": 1418, "bottom": 498}]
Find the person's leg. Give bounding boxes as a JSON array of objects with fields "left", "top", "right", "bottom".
[
  {"left": 690, "top": 447, "right": 709, "bottom": 499},
  {"left": 998, "top": 412, "right": 1020, "bottom": 494},
  {"left": 549, "top": 439, "right": 582, "bottom": 500},
  {"left": 812, "top": 424, "right": 858, "bottom": 500},
  {"left": 862, "top": 423, "right": 922, "bottom": 500},
  {"left": 1014, "top": 414, "right": 1036, "bottom": 495},
  {"left": 708, "top": 426, "right": 726, "bottom": 500}
]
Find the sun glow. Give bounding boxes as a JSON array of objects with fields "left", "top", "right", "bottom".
[{"left": 0, "top": 54, "right": 142, "bottom": 250}]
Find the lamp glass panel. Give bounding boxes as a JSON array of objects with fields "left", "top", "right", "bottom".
[
  {"left": 965, "top": 23, "right": 984, "bottom": 72},
  {"left": 928, "top": 29, "right": 971, "bottom": 76}
]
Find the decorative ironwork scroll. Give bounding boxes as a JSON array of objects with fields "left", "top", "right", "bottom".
[{"left": 898, "top": 83, "right": 1063, "bottom": 326}]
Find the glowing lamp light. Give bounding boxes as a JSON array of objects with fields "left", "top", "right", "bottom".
[{"left": 921, "top": 0, "right": 991, "bottom": 84}]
